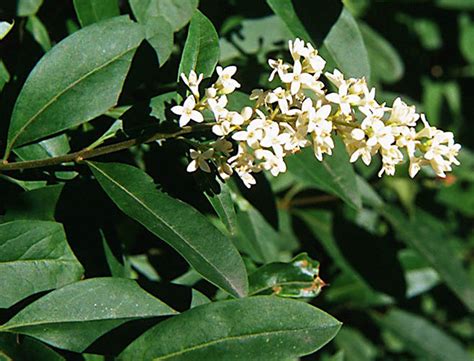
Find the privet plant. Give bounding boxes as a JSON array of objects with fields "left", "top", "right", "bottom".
[{"left": 0, "top": 1, "right": 473, "bottom": 360}]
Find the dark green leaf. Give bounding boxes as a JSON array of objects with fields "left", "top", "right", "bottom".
[
  {"left": 323, "top": 8, "right": 370, "bottom": 78},
  {"left": 266, "top": 0, "right": 312, "bottom": 42},
  {"left": 14, "top": 134, "right": 70, "bottom": 161},
  {"left": 205, "top": 179, "right": 238, "bottom": 236},
  {"left": 0, "top": 334, "right": 65, "bottom": 361},
  {"left": 4, "top": 184, "right": 64, "bottom": 221},
  {"left": 0, "top": 220, "right": 83, "bottom": 308},
  {"left": 6, "top": 16, "right": 145, "bottom": 152},
  {"left": 145, "top": 16, "right": 174, "bottom": 66},
  {"left": 178, "top": 10, "right": 219, "bottom": 79},
  {"left": 0, "top": 60, "right": 10, "bottom": 91},
  {"left": 373, "top": 308, "right": 472, "bottom": 361},
  {"left": 383, "top": 207, "right": 474, "bottom": 311},
  {"left": 119, "top": 296, "right": 341, "bottom": 360},
  {"left": 73, "top": 0, "right": 120, "bottom": 27},
  {"left": 0, "top": 278, "right": 177, "bottom": 352},
  {"left": 358, "top": 22, "right": 403, "bottom": 84},
  {"left": 249, "top": 253, "right": 324, "bottom": 298},
  {"left": 150, "top": 91, "right": 179, "bottom": 122},
  {"left": 287, "top": 138, "right": 362, "bottom": 209},
  {"left": 88, "top": 161, "right": 248, "bottom": 298},
  {"left": 129, "top": 0, "right": 198, "bottom": 32}
]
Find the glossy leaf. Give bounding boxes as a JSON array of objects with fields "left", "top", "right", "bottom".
[
  {"left": 119, "top": 296, "right": 341, "bottom": 360},
  {"left": 6, "top": 16, "right": 145, "bottom": 152},
  {"left": 73, "top": 0, "right": 120, "bottom": 27},
  {"left": 88, "top": 161, "right": 248, "bottom": 298},
  {"left": 0, "top": 220, "right": 83, "bottom": 308},
  {"left": 129, "top": 0, "right": 198, "bottom": 32},
  {"left": 287, "top": 138, "right": 362, "bottom": 209},
  {"left": 383, "top": 207, "right": 474, "bottom": 311},
  {"left": 373, "top": 308, "right": 472, "bottom": 361},
  {"left": 358, "top": 21, "right": 403, "bottom": 84},
  {"left": 14, "top": 134, "right": 70, "bottom": 161},
  {"left": 334, "top": 327, "right": 377, "bottom": 361},
  {"left": 0, "top": 278, "right": 177, "bottom": 352},
  {"left": 266, "top": 0, "right": 312, "bottom": 42},
  {"left": 248, "top": 253, "right": 325, "bottom": 297},
  {"left": 178, "top": 10, "right": 219, "bottom": 79},
  {"left": 323, "top": 8, "right": 370, "bottom": 78}
]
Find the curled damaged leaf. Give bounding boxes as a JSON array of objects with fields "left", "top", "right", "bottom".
[{"left": 249, "top": 253, "right": 326, "bottom": 297}]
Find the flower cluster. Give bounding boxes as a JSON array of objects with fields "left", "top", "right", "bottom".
[{"left": 171, "top": 38, "right": 460, "bottom": 188}]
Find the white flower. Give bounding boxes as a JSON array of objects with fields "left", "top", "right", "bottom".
[
  {"left": 216, "top": 66, "right": 240, "bottom": 94},
  {"left": 171, "top": 95, "right": 204, "bottom": 127},
  {"left": 325, "top": 69, "right": 345, "bottom": 88},
  {"left": 207, "top": 95, "right": 228, "bottom": 120},
  {"left": 326, "top": 82, "right": 360, "bottom": 115},
  {"left": 289, "top": 38, "right": 308, "bottom": 60},
  {"left": 180, "top": 70, "right": 203, "bottom": 98},
  {"left": 304, "top": 43, "right": 326, "bottom": 76},
  {"left": 378, "top": 146, "right": 403, "bottom": 177},
  {"left": 280, "top": 122, "right": 310, "bottom": 151},
  {"left": 266, "top": 87, "right": 292, "bottom": 114},
  {"left": 232, "top": 117, "right": 265, "bottom": 148},
  {"left": 349, "top": 143, "right": 374, "bottom": 165},
  {"left": 280, "top": 60, "right": 314, "bottom": 95},
  {"left": 255, "top": 149, "right": 287, "bottom": 177},
  {"left": 307, "top": 104, "right": 332, "bottom": 133},
  {"left": 260, "top": 122, "right": 290, "bottom": 157},
  {"left": 268, "top": 59, "right": 290, "bottom": 82},
  {"left": 187, "top": 149, "right": 214, "bottom": 173},
  {"left": 388, "top": 98, "right": 419, "bottom": 126}
]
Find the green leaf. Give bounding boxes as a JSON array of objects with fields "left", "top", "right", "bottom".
[
  {"left": 219, "top": 15, "right": 292, "bottom": 63},
  {"left": 14, "top": 134, "right": 71, "bottom": 161},
  {"left": 4, "top": 184, "right": 64, "bottom": 221},
  {"left": 334, "top": 327, "right": 377, "bottom": 361},
  {"left": 0, "top": 278, "right": 176, "bottom": 352},
  {"left": 373, "top": 308, "right": 472, "bottom": 361},
  {"left": 436, "top": 0, "right": 474, "bottom": 9},
  {"left": 266, "top": 0, "right": 312, "bottom": 42},
  {"left": 0, "top": 334, "right": 65, "bottom": 361},
  {"left": 119, "top": 296, "right": 341, "bottom": 360},
  {"left": 235, "top": 202, "right": 281, "bottom": 264},
  {"left": 102, "top": 231, "right": 131, "bottom": 278},
  {"left": 0, "top": 60, "right": 10, "bottom": 91},
  {"left": 129, "top": 0, "right": 198, "bottom": 32},
  {"left": 0, "top": 220, "right": 83, "bottom": 308},
  {"left": 287, "top": 138, "right": 362, "bottom": 209},
  {"left": 323, "top": 8, "right": 370, "bottom": 78},
  {"left": 17, "top": 0, "right": 44, "bottom": 17},
  {"left": 88, "top": 161, "right": 248, "bottom": 298},
  {"left": 358, "top": 21, "right": 403, "bottom": 84},
  {"left": 73, "top": 0, "right": 120, "bottom": 27},
  {"left": 383, "top": 207, "right": 474, "bottom": 312},
  {"left": 459, "top": 14, "right": 474, "bottom": 64},
  {"left": 190, "top": 289, "right": 211, "bottom": 308},
  {"left": 178, "top": 10, "right": 219, "bottom": 79},
  {"left": 0, "top": 21, "right": 14, "bottom": 40},
  {"left": 399, "top": 249, "right": 440, "bottom": 298},
  {"left": 145, "top": 16, "right": 174, "bottom": 66},
  {"left": 150, "top": 91, "right": 179, "bottom": 121},
  {"left": 6, "top": 16, "right": 145, "bottom": 153},
  {"left": 204, "top": 179, "right": 238, "bottom": 236},
  {"left": 26, "top": 15, "right": 51, "bottom": 52},
  {"left": 249, "top": 253, "right": 324, "bottom": 298}
]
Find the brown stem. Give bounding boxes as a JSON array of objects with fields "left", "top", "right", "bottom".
[{"left": 0, "top": 123, "right": 213, "bottom": 171}]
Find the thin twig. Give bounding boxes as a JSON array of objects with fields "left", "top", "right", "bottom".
[{"left": 0, "top": 123, "right": 214, "bottom": 171}]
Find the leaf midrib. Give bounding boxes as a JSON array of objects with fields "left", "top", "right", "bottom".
[
  {"left": 8, "top": 46, "right": 137, "bottom": 150},
  {"left": 89, "top": 163, "right": 242, "bottom": 297},
  {"left": 151, "top": 324, "right": 341, "bottom": 360}
]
